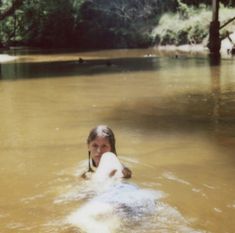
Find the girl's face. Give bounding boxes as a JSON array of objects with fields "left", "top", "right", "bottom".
[{"left": 88, "top": 136, "right": 112, "bottom": 167}]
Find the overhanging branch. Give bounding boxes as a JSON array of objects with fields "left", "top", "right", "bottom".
[{"left": 220, "top": 16, "right": 235, "bottom": 30}]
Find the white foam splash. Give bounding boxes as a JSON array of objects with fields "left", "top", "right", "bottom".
[
  {"left": 21, "top": 193, "right": 46, "bottom": 204},
  {"left": 68, "top": 202, "right": 120, "bottom": 233},
  {"left": 66, "top": 183, "right": 164, "bottom": 233},
  {"left": 66, "top": 153, "right": 165, "bottom": 232},
  {"left": 162, "top": 171, "right": 191, "bottom": 186},
  {"left": 227, "top": 201, "right": 235, "bottom": 209},
  {"left": 66, "top": 183, "right": 205, "bottom": 233},
  {"left": 64, "top": 155, "right": 204, "bottom": 233},
  {"left": 203, "top": 184, "right": 215, "bottom": 190},
  {"left": 74, "top": 160, "right": 88, "bottom": 177},
  {"left": 214, "top": 208, "right": 222, "bottom": 213}
]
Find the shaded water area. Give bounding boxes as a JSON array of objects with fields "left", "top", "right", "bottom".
[{"left": 0, "top": 49, "right": 235, "bottom": 233}]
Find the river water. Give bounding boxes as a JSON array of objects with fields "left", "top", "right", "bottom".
[{"left": 0, "top": 49, "right": 235, "bottom": 233}]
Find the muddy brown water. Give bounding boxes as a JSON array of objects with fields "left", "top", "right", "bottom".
[{"left": 0, "top": 49, "right": 235, "bottom": 233}]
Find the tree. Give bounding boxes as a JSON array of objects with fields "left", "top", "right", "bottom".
[
  {"left": 75, "top": 0, "right": 177, "bottom": 49},
  {"left": 21, "top": 0, "right": 75, "bottom": 47},
  {"left": 1, "top": 0, "right": 79, "bottom": 47},
  {"left": 0, "top": 0, "right": 25, "bottom": 47},
  {"left": 0, "top": 0, "right": 24, "bottom": 21}
]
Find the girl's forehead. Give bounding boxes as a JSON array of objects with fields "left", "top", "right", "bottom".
[{"left": 90, "top": 136, "right": 110, "bottom": 144}]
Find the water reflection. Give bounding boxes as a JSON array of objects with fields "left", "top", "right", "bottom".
[
  {"left": 209, "top": 53, "right": 221, "bottom": 66},
  {"left": 99, "top": 55, "right": 235, "bottom": 136},
  {"left": 0, "top": 52, "right": 223, "bottom": 80},
  {"left": 0, "top": 57, "right": 160, "bottom": 80},
  {"left": 210, "top": 55, "right": 221, "bottom": 130}
]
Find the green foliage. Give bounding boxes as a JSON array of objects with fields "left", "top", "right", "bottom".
[
  {"left": 151, "top": 5, "right": 211, "bottom": 46},
  {"left": 0, "top": 0, "right": 179, "bottom": 49},
  {"left": 152, "top": 5, "right": 235, "bottom": 46},
  {"left": 21, "top": 0, "right": 76, "bottom": 47},
  {"left": 74, "top": 0, "right": 164, "bottom": 49},
  {"left": 176, "top": 28, "right": 189, "bottom": 45},
  {"left": 188, "top": 22, "right": 208, "bottom": 44},
  {"left": 177, "top": 0, "right": 190, "bottom": 20},
  {"left": 0, "top": 0, "right": 79, "bottom": 47},
  {"left": 0, "top": 0, "right": 235, "bottom": 49}
]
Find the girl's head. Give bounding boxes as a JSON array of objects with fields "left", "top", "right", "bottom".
[{"left": 87, "top": 125, "right": 116, "bottom": 168}]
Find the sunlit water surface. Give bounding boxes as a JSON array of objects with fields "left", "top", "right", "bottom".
[{"left": 0, "top": 49, "right": 235, "bottom": 233}]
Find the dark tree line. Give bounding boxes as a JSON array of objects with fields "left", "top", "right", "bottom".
[{"left": 0, "top": 0, "right": 234, "bottom": 49}]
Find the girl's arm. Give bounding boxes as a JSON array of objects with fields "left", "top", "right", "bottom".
[{"left": 81, "top": 170, "right": 93, "bottom": 179}]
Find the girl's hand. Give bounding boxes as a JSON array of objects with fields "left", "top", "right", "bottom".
[
  {"left": 122, "top": 167, "right": 132, "bottom": 179},
  {"left": 109, "top": 169, "right": 117, "bottom": 177}
]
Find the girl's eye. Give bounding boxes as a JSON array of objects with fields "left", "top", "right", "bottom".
[{"left": 103, "top": 144, "right": 110, "bottom": 149}]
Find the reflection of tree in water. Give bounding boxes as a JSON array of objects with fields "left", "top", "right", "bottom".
[
  {"left": 210, "top": 55, "right": 221, "bottom": 131},
  {"left": 104, "top": 58, "right": 235, "bottom": 136},
  {"left": 0, "top": 56, "right": 158, "bottom": 80},
  {"left": 210, "top": 56, "right": 235, "bottom": 141},
  {"left": 105, "top": 93, "right": 216, "bottom": 132}
]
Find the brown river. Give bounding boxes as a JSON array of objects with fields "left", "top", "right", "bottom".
[{"left": 0, "top": 49, "right": 235, "bottom": 233}]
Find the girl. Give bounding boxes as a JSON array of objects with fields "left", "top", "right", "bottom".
[{"left": 82, "top": 125, "right": 132, "bottom": 179}]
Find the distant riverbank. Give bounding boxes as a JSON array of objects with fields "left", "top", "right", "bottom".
[
  {"left": 155, "top": 31, "right": 235, "bottom": 58},
  {"left": 1, "top": 34, "right": 234, "bottom": 64}
]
